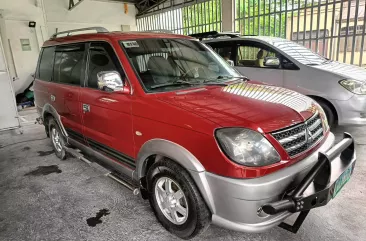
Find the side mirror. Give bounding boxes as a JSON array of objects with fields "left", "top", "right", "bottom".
[
  {"left": 97, "top": 71, "right": 130, "bottom": 94},
  {"left": 264, "top": 57, "right": 280, "bottom": 67}
]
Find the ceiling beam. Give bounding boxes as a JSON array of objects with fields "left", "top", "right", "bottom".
[
  {"left": 69, "top": 0, "right": 87, "bottom": 11},
  {"left": 136, "top": 0, "right": 169, "bottom": 16}
]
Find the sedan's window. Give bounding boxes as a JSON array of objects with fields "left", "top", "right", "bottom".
[
  {"left": 237, "top": 45, "right": 277, "bottom": 68},
  {"left": 271, "top": 40, "right": 327, "bottom": 66},
  {"left": 122, "top": 38, "right": 240, "bottom": 93}
]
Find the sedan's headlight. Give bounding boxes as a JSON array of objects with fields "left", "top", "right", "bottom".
[
  {"left": 215, "top": 128, "right": 281, "bottom": 167},
  {"left": 339, "top": 79, "right": 366, "bottom": 95}
]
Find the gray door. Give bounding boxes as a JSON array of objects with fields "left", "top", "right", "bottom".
[
  {"left": 0, "top": 34, "right": 20, "bottom": 130},
  {"left": 234, "top": 41, "right": 284, "bottom": 87}
]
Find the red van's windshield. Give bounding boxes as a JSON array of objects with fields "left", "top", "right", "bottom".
[{"left": 121, "top": 38, "right": 240, "bottom": 92}]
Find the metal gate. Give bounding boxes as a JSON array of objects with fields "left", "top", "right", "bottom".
[
  {"left": 137, "top": 0, "right": 222, "bottom": 35},
  {"left": 234, "top": 0, "right": 366, "bottom": 67},
  {"left": 137, "top": 0, "right": 366, "bottom": 67}
]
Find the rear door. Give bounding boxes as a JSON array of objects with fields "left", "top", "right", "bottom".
[
  {"left": 34, "top": 46, "right": 55, "bottom": 119},
  {"left": 51, "top": 43, "right": 86, "bottom": 139},
  {"left": 80, "top": 41, "right": 135, "bottom": 168},
  {"left": 234, "top": 40, "right": 284, "bottom": 86}
]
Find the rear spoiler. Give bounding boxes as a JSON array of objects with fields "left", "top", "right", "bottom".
[{"left": 189, "top": 31, "right": 241, "bottom": 40}]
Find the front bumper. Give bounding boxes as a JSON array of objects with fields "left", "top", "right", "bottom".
[
  {"left": 195, "top": 132, "right": 356, "bottom": 233},
  {"left": 335, "top": 94, "right": 366, "bottom": 125}
]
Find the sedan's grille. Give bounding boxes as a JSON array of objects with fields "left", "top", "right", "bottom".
[{"left": 271, "top": 113, "right": 324, "bottom": 157}]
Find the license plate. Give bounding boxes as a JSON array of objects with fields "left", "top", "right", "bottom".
[{"left": 332, "top": 165, "right": 353, "bottom": 198}]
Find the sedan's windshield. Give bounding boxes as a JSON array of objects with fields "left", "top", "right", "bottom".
[
  {"left": 270, "top": 40, "right": 328, "bottom": 66},
  {"left": 121, "top": 38, "right": 241, "bottom": 92}
]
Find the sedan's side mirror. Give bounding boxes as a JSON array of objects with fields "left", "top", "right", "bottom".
[
  {"left": 264, "top": 57, "right": 280, "bottom": 68},
  {"left": 97, "top": 71, "right": 130, "bottom": 94}
]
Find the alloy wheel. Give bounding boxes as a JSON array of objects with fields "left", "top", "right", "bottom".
[{"left": 154, "top": 177, "right": 188, "bottom": 225}]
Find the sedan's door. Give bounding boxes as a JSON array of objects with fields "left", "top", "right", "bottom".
[
  {"left": 234, "top": 40, "right": 284, "bottom": 86},
  {"left": 80, "top": 41, "right": 135, "bottom": 168}
]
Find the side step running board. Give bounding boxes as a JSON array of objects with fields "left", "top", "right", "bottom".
[
  {"left": 107, "top": 173, "right": 140, "bottom": 196},
  {"left": 64, "top": 146, "right": 91, "bottom": 164},
  {"left": 64, "top": 146, "right": 140, "bottom": 195}
]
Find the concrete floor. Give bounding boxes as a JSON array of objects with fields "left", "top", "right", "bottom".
[{"left": 0, "top": 108, "right": 365, "bottom": 241}]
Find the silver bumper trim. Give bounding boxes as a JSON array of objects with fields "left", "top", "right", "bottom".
[{"left": 196, "top": 132, "right": 335, "bottom": 233}]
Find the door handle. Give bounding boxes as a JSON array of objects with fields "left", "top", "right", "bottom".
[
  {"left": 50, "top": 95, "right": 56, "bottom": 102},
  {"left": 82, "top": 104, "right": 90, "bottom": 113}
]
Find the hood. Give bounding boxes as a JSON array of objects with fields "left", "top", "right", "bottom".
[
  {"left": 313, "top": 61, "right": 366, "bottom": 82},
  {"left": 157, "top": 82, "right": 319, "bottom": 133}
]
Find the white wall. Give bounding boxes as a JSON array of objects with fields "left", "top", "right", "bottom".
[
  {"left": 44, "top": 0, "right": 137, "bottom": 35},
  {"left": 0, "top": 0, "right": 137, "bottom": 95}
]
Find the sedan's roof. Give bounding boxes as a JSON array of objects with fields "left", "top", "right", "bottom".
[{"left": 203, "top": 35, "right": 287, "bottom": 45}]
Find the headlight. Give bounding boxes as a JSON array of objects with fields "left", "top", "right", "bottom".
[
  {"left": 215, "top": 128, "right": 281, "bottom": 167},
  {"left": 339, "top": 79, "right": 366, "bottom": 95}
]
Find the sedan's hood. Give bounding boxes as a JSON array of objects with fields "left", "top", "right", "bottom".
[
  {"left": 158, "top": 82, "right": 319, "bottom": 133},
  {"left": 313, "top": 61, "right": 366, "bottom": 81}
]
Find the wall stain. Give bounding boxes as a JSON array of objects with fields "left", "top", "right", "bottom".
[
  {"left": 86, "top": 209, "right": 110, "bottom": 227},
  {"left": 22, "top": 147, "right": 31, "bottom": 151},
  {"left": 37, "top": 150, "right": 54, "bottom": 156},
  {"left": 24, "top": 165, "right": 62, "bottom": 176}
]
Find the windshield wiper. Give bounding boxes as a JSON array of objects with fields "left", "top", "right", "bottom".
[{"left": 150, "top": 80, "right": 201, "bottom": 89}]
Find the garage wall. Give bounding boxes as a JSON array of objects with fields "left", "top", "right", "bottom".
[
  {"left": 0, "top": 0, "right": 48, "bottom": 95},
  {"left": 0, "top": 0, "right": 137, "bottom": 96},
  {"left": 44, "top": 0, "right": 137, "bottom": 35}
]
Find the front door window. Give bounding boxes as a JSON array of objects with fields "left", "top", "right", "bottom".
[{"left": 237, "top": 45, "right": 277, "bottom": 68}]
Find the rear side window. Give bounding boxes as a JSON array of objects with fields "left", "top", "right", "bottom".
[
  {"left": 38, "top": 47, "right": 55, "bottom": 81},
  {"left": 53, "top": 44, "right": 85, "bottom": 85}
]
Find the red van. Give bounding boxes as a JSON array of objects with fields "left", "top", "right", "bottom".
[{"left": 34, "top": 27, "right": 356, "bottom": 239}]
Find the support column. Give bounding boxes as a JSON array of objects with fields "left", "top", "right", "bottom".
[
  {"left": 0, "top": 11, "right": 16, "bottom": 80},
  {"left": 221, "top": 0, "right": 234, "bottom": 32}
]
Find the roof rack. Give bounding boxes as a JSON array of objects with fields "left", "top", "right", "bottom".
[
  {"left": 189, "top": 31, "right": 240, "bottom": 40},
  {"left": 50, "top": 27, "right": 109, "bottom": 39},
  {"left": 139, "top": 29, "right": 174, "bottom": 34}
]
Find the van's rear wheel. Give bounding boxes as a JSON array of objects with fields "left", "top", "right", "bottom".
[
  {"left": 48, "top": 118, "right": 66, "bottom": 160},
  {"left": 147, "top": 158, "right": 211, "bottom": 239}
]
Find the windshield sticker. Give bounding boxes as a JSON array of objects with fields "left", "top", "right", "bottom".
[{"left": 123, "top": 41, "right": 139, "bottom": 48}]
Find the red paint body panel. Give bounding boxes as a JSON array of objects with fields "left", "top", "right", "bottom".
[
  {"left": 80, "top": 88, "right": 135, "bottom": 158},
  {"left": 35, "top": 32, "right": 329, "bottom": 179}
]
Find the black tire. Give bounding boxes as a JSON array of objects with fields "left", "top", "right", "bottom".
[
  {"left": 147, "top": 158, "right": 211, "bottom": 239},
  {"left": 317, "top": 100, "right": 336, "bottom": 128},
  {"left": 48, "top": 118, "right": 67, "bottom": 160}
]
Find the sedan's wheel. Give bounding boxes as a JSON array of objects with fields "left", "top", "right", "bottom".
[
  {"left": 317, "top": 100, "right": 336, "bottom": 128},
  {"left": 147, "top": 158, "right": 211, "bottom": 239},
  {"left": 48, "top": 118, "right": 66, "bottom": 160},
  {"left": 155, "top": 177, "right": 189, "bottom": 225}
]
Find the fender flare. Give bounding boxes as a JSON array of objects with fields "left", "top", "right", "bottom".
[
  {"left": 135, "top": 139, "right": 216, "bottom": 213},
  {"left": 42, "top": 103, "right": 68, "bottom": 137}
]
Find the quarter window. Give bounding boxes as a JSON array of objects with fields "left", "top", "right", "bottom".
[{"left": 38, "top": 47, "right": 55, "bottom": 81}]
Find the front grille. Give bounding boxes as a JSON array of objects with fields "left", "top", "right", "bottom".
[{"left": 271, "top": 113, "right": 324, "bottom": 157}]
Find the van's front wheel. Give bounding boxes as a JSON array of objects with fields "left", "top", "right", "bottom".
[{"left": 147, "top": 159, "right": 211, "bottom": 239}]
